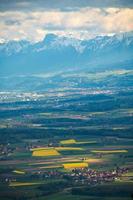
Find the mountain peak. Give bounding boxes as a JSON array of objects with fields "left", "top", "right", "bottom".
[{"left": 42, "top": 34, "right": 57, "bottom": 45}]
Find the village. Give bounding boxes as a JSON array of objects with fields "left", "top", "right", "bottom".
[
  {"left": 1, "top": 165, "right": 131, "bottom": 187},
  {"left": 35, "top": 166, "right": 131, "bottom": 185}
]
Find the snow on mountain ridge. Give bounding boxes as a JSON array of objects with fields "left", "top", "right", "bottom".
[
  {"left": 0, "top": 40, "right": 30, "bottom": 55},
  {"left": 0, "top": 31, "right": 133, "bottom": 56}
]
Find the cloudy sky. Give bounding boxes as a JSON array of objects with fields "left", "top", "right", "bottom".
[{"left": 0, "top": 0, "right": 133, "bottom": 42}]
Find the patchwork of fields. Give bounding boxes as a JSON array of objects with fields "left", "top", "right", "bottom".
[{"left": 0, "top": 87, "right": 133, "bottom": 200}]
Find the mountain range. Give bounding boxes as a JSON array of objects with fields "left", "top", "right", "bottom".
[{"left": 0, "top": 31, "right": 133, "bottom": 76}]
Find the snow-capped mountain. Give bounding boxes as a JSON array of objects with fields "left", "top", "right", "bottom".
[
  {"left": 1, "top": 31, "right": 133, "bottom": 55},
  {"left": 0, "top": 31, "right": 133, "bottom": 76},
  {"left": 0, "top": 40, "right": 30, "bottom": 56}
]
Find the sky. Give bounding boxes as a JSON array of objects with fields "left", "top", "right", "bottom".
[{"left": 0, "top": 0, "right": 133, "bottom": 42}]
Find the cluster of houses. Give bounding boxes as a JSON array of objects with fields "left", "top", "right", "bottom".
[
  {"left": 0, "top": 153, "right": 131, "bottom": 186},
  {"left": 30, "top": 166, "right": 130, "bottom": 185},
  {"left": 66, "top": 167, "right": 129, "bottom": 185}
]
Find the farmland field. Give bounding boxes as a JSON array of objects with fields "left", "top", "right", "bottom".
[
  {"left": 63, "top": 162, "right": 88, "bottom": 169},
  {"left": 0, "top": 86, "right": 133, "bottom": 200},
  {"left": 91, "top": 150, "right": 128, "bottom": 154},
  {"left": 32, "top": 149, "right": 60, "bottom": 157}
]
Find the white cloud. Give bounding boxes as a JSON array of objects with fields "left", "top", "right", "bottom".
[{"left": 0, "top": 7, "right": 133, "bottom": 42}]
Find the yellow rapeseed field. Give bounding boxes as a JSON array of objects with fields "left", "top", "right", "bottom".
[
  {"left": 9, "top": 182, "right": 44, "bottom": 187},
  {"left": 63, "top": 162, "right": 88, "bottom": 169},
  {"left": 31, "top": 147, "right": 83, "bottom": 152},
  {"left": 32, "top": 149, "right": 60, "bottom": 157},
  {"left": 60, "top": 139, "right": 76, "bottom": 145},
  {"left": 60, "top": 139, "right": 97, "bottom": 145},
  {"left": 13, "top": 170, "right": 25, "bottom": 174},
  {"left": 55, "top": 147, "right": 83, "bottom": 151}
]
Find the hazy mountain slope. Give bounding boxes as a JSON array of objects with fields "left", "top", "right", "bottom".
[{"left": 0, "top": 69, "right": 133, "bottom": 92}]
